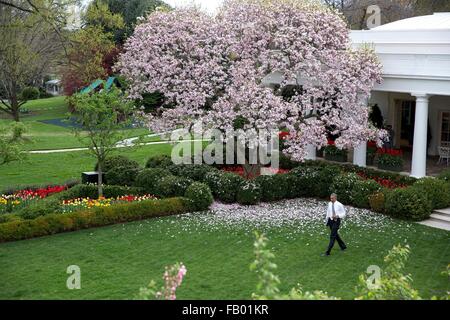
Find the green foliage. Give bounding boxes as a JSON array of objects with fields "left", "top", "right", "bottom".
[
  {"left": 237, "top": 180, "right": 261, "bottom": 205},
  {"left": 168, "top": 164, "right": 217, "bottom": 182},
  {"left": 69, "top": 86, "right": 135, "bottom": 196},
  {"left": 279, "top": 153, "right": 301, "bottom": 170},
  {"left": 369, "top": 190, "right": 389, "bottom": 213},
  {"left": 146, "top": 155, "right": 173, "bottom": 169},
  {"left": 377, "top": 154, "right": 404, "bottom": 169},
  {"left": 15, "top": 197, "right": 62, "bottom": 220},
  {"left": 330, "top": 173, "right": 362, "bottom": 205},
  {"left": 412, "top": 178, "right": 450, "bottom": 210},
  {"left": 288, "top": 166, "right": 321, "bottom": 197},
  {"left": 204, "top": 171, "right": 243, "bottom": 203},
  {"left": 0, "top": 122, "right": 28, "bottom": 166},
  {"left": 155, "top": 176, "right": 193, "bottom": 198},
  {"left": 184, "top": 182, "right": 213, "bottom": 211},
  {"left": 356, "top": 244, "right": 421, "bottom": 300},
  {"left": 438, "top": 169, "right": 450, "bottom": 183},
  {"left": 385, "top": 187, "right": 432, "bottom": 221},
  {"left": 351, "top": 179, "right": 382, "bottom": 209},
  {"left": 98, "top": 155, "right": 141, "bottom": 186},
  {"left": 0, "top": 197, "right": 188, "bottom": 242},
  {"left": 256, "top": 174, "right": 288, "bottom": 202},
  {"left": 20, "top": 87, "right": 40, "bottom": 100},
  {"left": 135, "top": 168, "right": 172, "bottom": 194}
]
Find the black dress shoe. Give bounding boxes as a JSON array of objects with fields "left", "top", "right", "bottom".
[{"left": 341, "top": 247, "right": 347, "bottom": 251}]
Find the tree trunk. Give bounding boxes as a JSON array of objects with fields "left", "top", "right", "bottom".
[
  {"left": 10, "top": 95, "right": 20, "bottom": 122},
  {"left": 97, "top": 161, "right": 104, "bottom": 198},
  {"left": 242, "top": 163, "right": 262, "bottom": 180}
]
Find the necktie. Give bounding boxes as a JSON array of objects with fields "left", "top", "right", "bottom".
[{"left": 332, "top": 203, "right": 336, "bottom": 220}]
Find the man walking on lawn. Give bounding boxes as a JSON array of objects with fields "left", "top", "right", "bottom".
[{"left": 322, "top": 193, "right": 347, "bottom": 256}]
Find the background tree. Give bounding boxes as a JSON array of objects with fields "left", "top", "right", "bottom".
[
  {"left": 60, "top": 1, "right": 122, "bottom": 96},
  {"left": 0, "top": 122, "right": 28, "bottom": 165},
  {"left": 69, "top": 85, "right": 134, "bottom": 197},
  {"left": 0, "top": 1, "right": 68, "bottom": 121},
  {"left": 101, "top": 0, "right": 169, "bottom": 44}
]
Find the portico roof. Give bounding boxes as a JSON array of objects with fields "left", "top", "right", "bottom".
[{"left": 372, "top": 12, "right": 450, "bottom": 31}]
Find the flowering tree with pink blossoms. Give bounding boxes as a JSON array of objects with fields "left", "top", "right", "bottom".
[{"left": 117, "top": 0, "right": 386, "bottom": 163}]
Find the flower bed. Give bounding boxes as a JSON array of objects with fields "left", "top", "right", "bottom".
[
  {"left": 1, "top": 185, "right": 68, "bottom": 214},
  {"left": 61, "top": 195, "right": 157, "bottom": 213},
  {"left": 376, "top": 148, "right": 404, "bottom": 172},
  {"left": 356, "top": 172, "right": 407, "bottom": 189}
]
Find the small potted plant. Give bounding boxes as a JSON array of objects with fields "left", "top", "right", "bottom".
[
  {"left": 324, "top": 140, "right": 348, "bottom": 163},
  {"left": 376, "top": 148, "right": 404, "bottom": 172}
]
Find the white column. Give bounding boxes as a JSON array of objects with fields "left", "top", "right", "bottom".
[
  {"left": 410, "top": 93, "right": 429, "bottom": 178},
  {"left": 305, "top": 144, "right": 316, "bottom": 160},
  {"left": 353, "top": 142, "right": 367, "bottom": 167}
]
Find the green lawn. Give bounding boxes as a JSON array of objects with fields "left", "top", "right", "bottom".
[
  {"left": 0, "top": 96, "right": 151, "bottom": 151},
  {"left": 0, "top": 144, "right": 173, "bottom": 190},
  {"left": 0, "top": 208, "right": 448, "bottom": 300}
]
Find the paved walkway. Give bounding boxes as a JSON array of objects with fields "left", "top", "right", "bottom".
[
  {"left": 28, "top": 132, "right": 207, "bottom": 154},
  {"left": 419, "top": 208, "right": 450, "bottom": 231}
]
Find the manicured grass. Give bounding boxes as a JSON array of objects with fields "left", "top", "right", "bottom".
[
  {"left": 0, "top": 211, "right": 448, "bottom": 300},
  {"left": 0, "top": 144, "right": 173, "bottom": 190},
  {"left": 0, "top": 96, "right": 151, "bottom": 150}
]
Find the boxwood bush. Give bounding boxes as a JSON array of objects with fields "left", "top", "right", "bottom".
[
  {"left": 289, "top": 166, "right": 321, "bottom": 197},
  {"left": 237, "top": 180, "right": 262, "bottom": 205},
  {"left": 168, "top": 164, "right": 218, "bottom": 182},
  {"left": 105, "top": 166, "right": 140, "bottom": 186},
  {"left": 204, "top": 171, "right": 244, "bottom": 203},
  {"left": 256, "top": 174, "right": 288, "bottom": 202},
  {"left": 96, "top": 155, "right": 140, "bottom": 173},
  {"left": 135, "top": 168, "right": 172, "bottom": 194},
  {"left": 411, "top": 178, "right": 450, "bottom": 210},
  {"left": 385, "top": 187, "right": 432, "bottom": 221},
  {"left": 330, "top": 173, "right": 362, "bottom": 205},
  {"left": 155, "top": 176, "right": 193, "bottom": 198},
  {"left": 351, "top": 179, "right": 382, "bottom": 209},
  {"left": 57, "top": 184, "right": 144, "bottom": 201},
  {"left": 438, "top": 168, "right": 450, "bottom": 182},
  {"left": 0, "top": 198, "right": 189, "bottom": 242},
  {"left": 184, "top": 182, "right": 214, "bottom": 211},
  {"left": 146, "top": 155, "right": 173, "bottom": 169}
]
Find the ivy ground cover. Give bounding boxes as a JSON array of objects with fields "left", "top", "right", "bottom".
[{"left": 0, "top": 198, "right": 448, "bottom": 300}]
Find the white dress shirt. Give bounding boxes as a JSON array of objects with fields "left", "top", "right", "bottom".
[{"left": 325, "top": 201, "right": 346, "bottom": 222}]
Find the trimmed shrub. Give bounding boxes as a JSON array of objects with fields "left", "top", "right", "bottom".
[
  {"left": 279, "top": 154, "right": 301, "bottom": 170},
  {"left": 146, "top": 155, "right": 173, "bottom": 169},
  {"left": 315, "top": 165, "right": 342, "bottom": 198},
  {"left": 57, "top": 184, "right": 144, "bottom": 201},
  {"left": 0, "top": 198, "right": 189, "bottom": 242},
  {"left": 237, "top": 180, "right": 261, "bottom": 205},
  {"left": 438, "top": 169, "right": 450, "bottom": 182},
  {"left": 184, "top": 182, "right": 214, "bottom": 211},
  {"left": 290, "top": 166, "right": 321, "bottom": 197},
  {"left": 0, "top": 214, "right": 22, "bottom": 224},
  {"left": 21, "top": 87, "right": 40, "bottom": 100},
  {"left": 411, "top": 178, "right": 450, "bottom": 210},
  {"left": 256, "top": 174, "right": 288, "bottom": 202},
  {"left": 330, "top": 173, "right": 362, "bottom": 205},
  {"left": 135, "top": 168, "right": 172, "bottom": 194},
  {"left": 385, "top": 187, "right": 432, "bottom": 221},
  {"left": 204, "top": 171, "right": 244, "bottom": 203},
  {"left": 155, "top": 176, "right": 193, "bottom": 198},
  {"left": 284, "top": 174, "right": 302, "bottom": 199},
  {"left": 351, "top": 179, "right": 382, "bottom": 209},
  {"left": 95, "top": 155, "right": 140, "bottom": 173},
  {"left": 168, "top": 164, "right": 218, "bottom": 182},
  {"left": 105, "top": 165, "right": 140, "bottom": 186}
]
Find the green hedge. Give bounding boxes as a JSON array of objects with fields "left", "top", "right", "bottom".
[
  {"left": 135, "top": 168, "right": 172, "bottom": 194},
  {"left": 58, "top": 184, "right": 145, "bottom": 201},
  {"left": 411, "top": 178, "right": 450, "bottom": 210},
  {"left": 256, "top": 174, "right": 288, "bottom": 202},
  {"left": 0, "top": 198, "right": 190, "bottom": 243},
  {"left": 155, "top": 176, "right": 193, "bottom": 198},
  {"left": 184, "top": 182, "right": 214, "bottom": 211},
  {"left": 146, "top": 155, "right": 173, "bottom": 169},
  {"left": 385, "top": 187, "right": 432, "bottom": 221},
  {"left": 204, "top": 171, "right": 244, "bottom": 203},
  {"left": 237, "top": 180, "right": 262, "bottom": 205}
]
